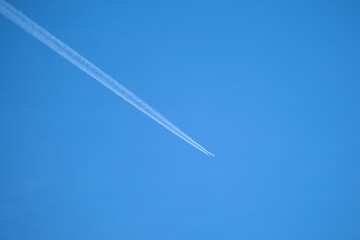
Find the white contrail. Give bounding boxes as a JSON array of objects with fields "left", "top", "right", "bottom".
[{"left": 0, "top": 0, "right": 214, "bottom": 157}]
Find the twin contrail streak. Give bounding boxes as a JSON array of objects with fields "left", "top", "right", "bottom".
[{"left": 0, "top": 0, "right": 214, "bottom": 157}]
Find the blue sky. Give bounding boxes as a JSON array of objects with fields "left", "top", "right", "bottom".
[{"left": 0, "top": 0, "right": 359, "bottom": 239}]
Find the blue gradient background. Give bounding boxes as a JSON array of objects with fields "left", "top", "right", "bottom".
[{"left": 1, "top": 0, "right": 359, "bottom": 239}]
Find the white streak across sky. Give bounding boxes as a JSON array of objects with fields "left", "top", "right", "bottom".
[{"left": 0, "top": 0, "right": 214, "bottom": 157}]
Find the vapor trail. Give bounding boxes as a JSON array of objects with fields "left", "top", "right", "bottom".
[{"left": 0, "top": 0, "right": 214, "bottom": 157}]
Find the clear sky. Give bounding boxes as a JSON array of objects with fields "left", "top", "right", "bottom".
[{"left": 0, "top": 0, "right": 359, "bottom": 239}]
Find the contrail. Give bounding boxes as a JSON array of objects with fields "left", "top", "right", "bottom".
[{"left": 0, "top": 0, "right": 214, "bottom": 157}]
